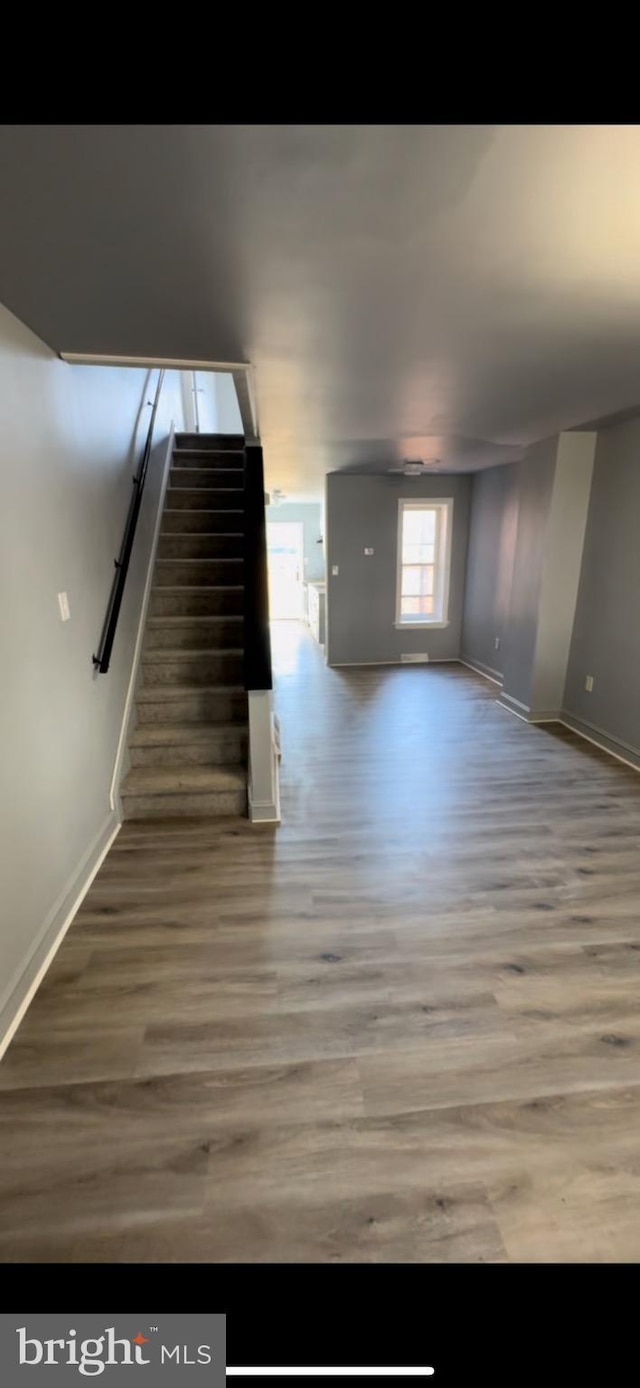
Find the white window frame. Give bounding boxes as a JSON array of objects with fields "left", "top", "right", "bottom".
[{"left": 394, "top": 498, "right": 454, "bottom": 629}]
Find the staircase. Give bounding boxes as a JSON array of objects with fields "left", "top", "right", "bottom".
[{"left": 121, "top": 433, "right": 249, "bottom": 819}]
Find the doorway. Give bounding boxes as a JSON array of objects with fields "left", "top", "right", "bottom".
[{"left": 267, "top": 521, "right": 304, "bottom": 620}]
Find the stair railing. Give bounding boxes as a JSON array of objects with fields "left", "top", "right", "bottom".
[
  {"left": 243, "top": 442, "right": 273, "bottom": 693},
  {"left": 93, "top": 368, "right": 165, "bottom": 674}
]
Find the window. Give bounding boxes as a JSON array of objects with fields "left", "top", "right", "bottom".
[{"left": 395, "top": 499, "right": 453, "bottom": 628}]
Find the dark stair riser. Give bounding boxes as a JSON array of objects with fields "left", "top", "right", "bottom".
[
  {"left": 149, "top": 588, "right": 244, "bottom": 617},
  {"left": 142, "top": 652, "right": 244, "bottom": 687},
  {"left": 144, "top": 617, "right": 244, "bottom": 650},
  {"left": 170, "top": 468, "right": 242, "bottom": 490},
  {"left": 158, "top": 533, "right": 243, "bottom": 560},
  {"left": 172, "top": 451, "right": 244, "bottom": 470},
  {"left": 174, "top": 433, "right": 244, "bottom": 452},
  {"left": 136, "top": 688, "right": 248, "bottom": 726},
  {"left": 162, "top": 509, "right": 244, "bottom": 534},
  {"left": 155, "top": 560, "right": 243, "bottom": 587},
  {"left": 166, "top": 490, "right": 244, "bottom": 511}
]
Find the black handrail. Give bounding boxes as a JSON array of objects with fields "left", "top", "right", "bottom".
[
  {"left": 93, "top": 369, "right": 165, "bottom": 674},
  {"left": 243, "top": 442, "right": 273, "bottom": 691}
]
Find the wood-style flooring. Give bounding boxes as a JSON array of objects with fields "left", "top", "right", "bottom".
[{"left": 3, "top": 624, "right": 640, "bottom": 1262}]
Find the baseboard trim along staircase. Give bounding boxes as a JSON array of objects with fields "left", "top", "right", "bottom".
[{"left": 121, "top": 433, "right": 249, "bottom": 819}]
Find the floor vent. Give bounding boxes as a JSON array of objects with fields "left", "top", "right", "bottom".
[{"left": 401, "top": 653, "right": 430, "bottom": 664}]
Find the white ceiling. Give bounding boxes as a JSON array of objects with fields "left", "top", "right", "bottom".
[{"left": 2, "top": 124, "right": 640, "bottom": 497}]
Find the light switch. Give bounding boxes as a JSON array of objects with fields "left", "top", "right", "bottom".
[
  {"left": 58, "top": 592, "right": 70, "bottom": 622},
  {"left": 364, "top": 547, "right": 374, "bottom": 556},
  {"left": 332, "top": 565, "right": 339, "bottom": 576}
]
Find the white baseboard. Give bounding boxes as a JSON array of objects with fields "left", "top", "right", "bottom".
[
  {"left": 327, "top": 657, "right": 460, "bottom": 668},
  {"left": 0, "top": 811, "right": 121, "bottom": 1062},
  {"left": 458, "top": 657, "right": 503, "bottom": 686},
  {"left": 559, "top": 712, "right": 640, "bottom": 773},
  {"left": 495, "top": 697, "right": 640, "bottom": 773},
  {"left": 248, "top": 793, "right": 281, "bottom": 824},
  {"left": 496, "top": 698, "right": 560, "bottom": 725},
  {"left": 110, "top": 425, "right": 176, "bottom": 812},
  {"left": 496, "top": 690, "right": 531, "bottom": 716},
  {"left": 496, "top": 698, "right": 530, "bottom": 723},
  {"left": 249, "top": 751, "right": 281, "bottom": 822}
]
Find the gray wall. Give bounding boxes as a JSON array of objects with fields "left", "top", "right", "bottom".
[
  {"left": 500, "top": 439, "right": 557, "bottom": 708},
  {"left": 265, "top": 501, "right": 325, "bottom": 583},
  {"left": 461, "top": 463, "right": 520, "bottom": 679},
  {"left": 214, "top": 372, "right": 243, "bottom": 433},
  {"left": 325, "top": 472, "right": 471, "bottom": 666},
  {"left": 531, "top": 432, "right": 595, "bottom": 716},
  {"left": 181, "top": 372, "right": 244, "bottom": 435},
  {"left": 563, "top": 416, "right": 640, "bottom": 756},
  {"left": 461, "top": 436, "right": 594, "bottom": 716},
  {"left": 0, "top": 302, "right": 185, "bottom": 1043}
]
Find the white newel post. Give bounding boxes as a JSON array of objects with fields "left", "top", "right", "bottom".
[{"left": 247, "top": 690, "right": 281, "bottom": 824}]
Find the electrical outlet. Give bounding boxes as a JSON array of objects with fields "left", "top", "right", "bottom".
[
  {"left": 58, "top": 592, "right": 70, "bottom": 622},
  {"left": 364, "top": 547, "right": 374, "bottom": 556},
  {"left": 332, "top": 565, "right": 339, "bottom": 577},
  {"left": 494, "top": 636, "right": 500, "bottom": 650},
  {"left": 585, "top": 675, "right": 594, "bottom": 693}
]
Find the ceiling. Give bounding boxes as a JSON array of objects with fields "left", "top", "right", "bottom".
[{"left": 2, "top": 124, "right": 640, "bottom": 497}]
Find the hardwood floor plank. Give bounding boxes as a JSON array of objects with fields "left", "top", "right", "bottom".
[
  {"left": 489, "top": 1164, "right": 640, "bottom": 1263},
  {"left": 197, "top": 1083, "right": 640, "bottom": 1216},
  {"left": 0, "top": 1058, "right": 363, "bottom": 1145},
  {"left": 359, "top": 1026, "right": 640, "bottom": 1117},
  {"left": 0, "top": 1027, "right": 145, "bottom": 1091},
  {"left": 136, "top": 990, "right": 510, "bottom": 1077},
  {"left": 0, "top": 1184, "right": 507, "bottom": 1264},
  {"left": 0, "top": 1133, "right": 209, "bottom": 1241},
  {"left": 3, "top": 623, "right": 640, "bottom": 1260}
]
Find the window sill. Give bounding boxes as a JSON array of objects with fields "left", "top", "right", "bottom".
[{"left": 394, "top": 619, "right": 450, "bottom": 630}]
